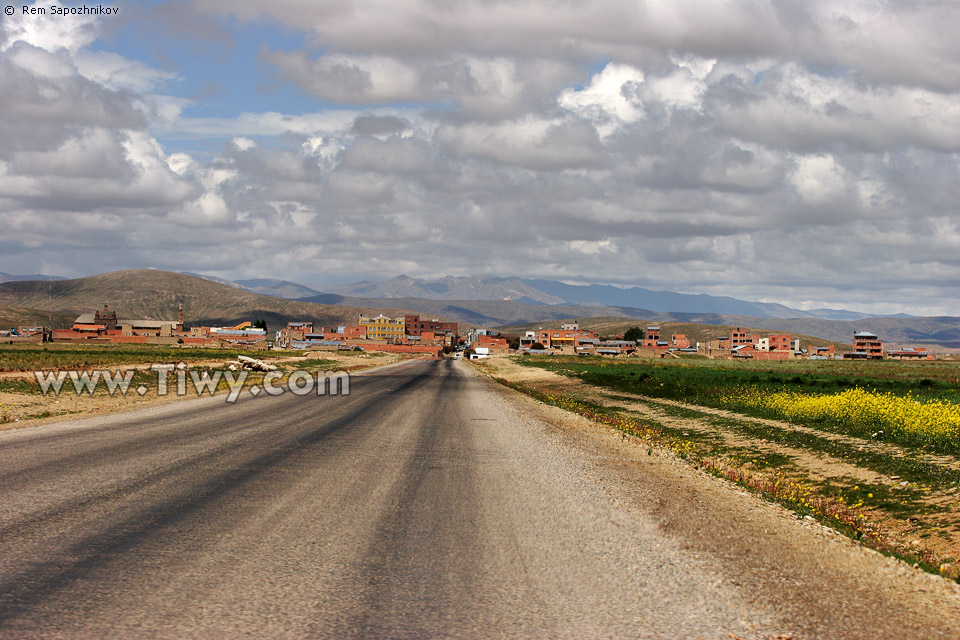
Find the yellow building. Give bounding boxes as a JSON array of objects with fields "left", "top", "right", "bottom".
[{"left": 359, "top": 314, "right": 405, "bottom": 341}]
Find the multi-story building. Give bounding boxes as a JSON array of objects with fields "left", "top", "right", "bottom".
[
  {"left": 730, "top": 327, "right": 751, "bottom": 346},
  {"left": 339, "top": 325, "right": 367, "bottom": 339},
  {"left": 640, "top": 326, "right": 663, "bottom": 348},
  {"left": 284, "top": 322, "right": 314, "bottom": 342},
  {"left": 519, "top": 330, "right": 540, "bottom": 348},
  {"left": 768, "top": 334, "right": 792, "bottom": 351},
  {"left": 359, "top": 314, "right": 405, "bottom": 341},
  {"left": 849, "top": 331, "right": 883, "bottom": 359},
  {"left": 404, "top": 315, "right": 458, "bottom": 337},
  {"left": 538, "top": 327, "right": 600, "bottom": 349}
]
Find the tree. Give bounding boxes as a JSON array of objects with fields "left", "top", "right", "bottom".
[
  {"left": 623, "top": 326, "right": 645, "bottom": 343},
  {"left": 531, "top": 342, "right": 546, "bottom": 350},
  {"left": 252, "top": 319, "right": 267, "bottom": 330}
]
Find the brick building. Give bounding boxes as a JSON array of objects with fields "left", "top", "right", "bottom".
[
  {"left": 641, "top": 325, "right": 661, "bottom": 348},
  {"left": 730, "top": 327, "right": 751, "bottom": 347},
  {"left": 847, "top": 331, "right": 883, "bottom": 359},
  {"left": 475, "top": 334, "right": 509, "bottom": 353},
  {"left": 404, "top": 315, "right": 458, "bottom": 337}
]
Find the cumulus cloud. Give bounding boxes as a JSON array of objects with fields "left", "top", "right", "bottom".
[
  {"left": 0, "top": 0, "right": 100, "bottom": 54},
  {"left": 1, "top": 0, "right": 959, "bottom": 315}
]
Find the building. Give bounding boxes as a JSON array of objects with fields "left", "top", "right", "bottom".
[
  {"left": 538, "top": 327, "right": 600, "bottom": 350},
  {"left": 641, "top": 326, "right": 661, "bottom": 348},
  {"left": 886, "top": 347, "right": 931, "bottom": 360},
  {"left": 519, "top": 330, "right": 540, "bottom": 349},
  {"left": 54, "top": 303, "right": 184, "bottom": 341},
  {"left": 595, "top": 340, "right": 638, "bottom": 356},
  {"left": 94, "top": 305, "right": 118, "bottom": 330},
  {"left": 475, "top": 334, "right": 509, "bottom": 353},
  {"left": 765, "top": 334, "right": 792, "bottom": 352},
  {"left": 699, "top": 336, "right": 730, "bottom": 358},
  {"left": 810, "top": 345, "right": 836, "bottom": 359},
  {"left": 847, "top": 331, "right": 884, "bottom": 359},
  {"left": 404, "top": 315, "right": 458, "bottom": 338},
  {"left": 731, "top": 343, "right": 757, "bottom": 359},
  {"left": 730, "top": 327, "right": 751, "bottom": 347},
  {"left": 284, "top": 322, "right": 314, "bottom": 341},
  {"left": 339, "top": 325, "right": 367, "bottom": 339},
  {"left": 359, "top": 314, "right": 405, "bottom": 341}
]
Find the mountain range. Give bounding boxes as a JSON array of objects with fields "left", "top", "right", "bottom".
[
  {"left": 188, "top": 273, "right": 897, "bottom": 321},
  {"left": 1, "top": 270, "right": 956, "bottom": 348},
  {"left": 13, "top": 271, "right": 903, "bottom": 321},
  {"left": 0, "top": 272, "right": 65, "bottom": 284}
]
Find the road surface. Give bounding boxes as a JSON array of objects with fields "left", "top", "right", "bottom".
[{"left": 1, "top": 358, "right": 958, "bottom": 638}]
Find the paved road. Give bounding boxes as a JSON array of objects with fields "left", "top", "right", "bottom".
[{"left": 1, "top": 358, "right": 958, "bottom": 638}]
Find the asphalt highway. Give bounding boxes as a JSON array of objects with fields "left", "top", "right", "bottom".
[{"left": 1, "top": 358, "right": 958, "bottom": 638}]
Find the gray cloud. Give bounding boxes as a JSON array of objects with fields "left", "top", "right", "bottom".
[
  {"left": 351, "top": 114, "right": 411, "bottom": 136},
  {"left": 1, "top": 0, "right": 959, "bottom": 315}
]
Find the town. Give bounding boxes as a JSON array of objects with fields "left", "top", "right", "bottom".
[{"left": 0, "top": 305, "right": 935, "bottom": 361}]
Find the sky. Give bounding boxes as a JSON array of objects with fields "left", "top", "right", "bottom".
[{"left": 0, "top": 0, "right": 958, "bottom": 315}]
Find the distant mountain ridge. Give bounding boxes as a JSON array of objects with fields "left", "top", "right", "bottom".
[
  {"left": 180, "top": 273, "right": 323, "bottom": 300},
  {"left": 328, "top": 275, "right": 565, "bottom": 304},
  {"left": 0, "top": 272, "right": 65, "bottom": 284},
  {"left": 325, "top": 274, "right": 886, "bottom": 320}
]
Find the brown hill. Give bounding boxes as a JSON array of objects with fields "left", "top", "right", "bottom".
[{"left": 0, "top": 270, "right": 420, "bottom": 330}]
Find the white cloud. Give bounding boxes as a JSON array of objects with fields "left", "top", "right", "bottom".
[
  {"left": 231, "top": 137, "right": 257, "bottom": 151},
  {"left": 558, "top": 64, "right": 645, "bottom": 136},
  {"left": 0, "top": 0, "right": 100, "bottom": 54},
  {"left": 75, "top": 50, "right": 178, "bottom": 92},
  {"left": 436, "top": 116, "right": 607, "bottom": 170},
  {"left": 790, "top": 154, "right": 848, "bottom": 205},
  {"left": 2, "top": 0, "right": 960, "bottom": 315}
]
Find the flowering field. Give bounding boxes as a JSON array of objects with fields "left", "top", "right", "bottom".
[
  {"left": 518, "top": 356, "right": 960, "bottom": 453},
  {"left": 723, "top": 386, "right": 960, "bottom": 451}
]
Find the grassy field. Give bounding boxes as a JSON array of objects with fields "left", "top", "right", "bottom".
[{"left": 519, "top": 356, "right": 960, "bottom": 452}]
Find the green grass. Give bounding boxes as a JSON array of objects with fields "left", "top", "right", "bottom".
[
  {"left": 521, "top": 356, "right": 960, "bottom": 402},
  {"left": 516, "top": 356, "right": 960, "bottom": 453},
  {"left": 614, "top": 393, "right": 960, "bottom": 494}
]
